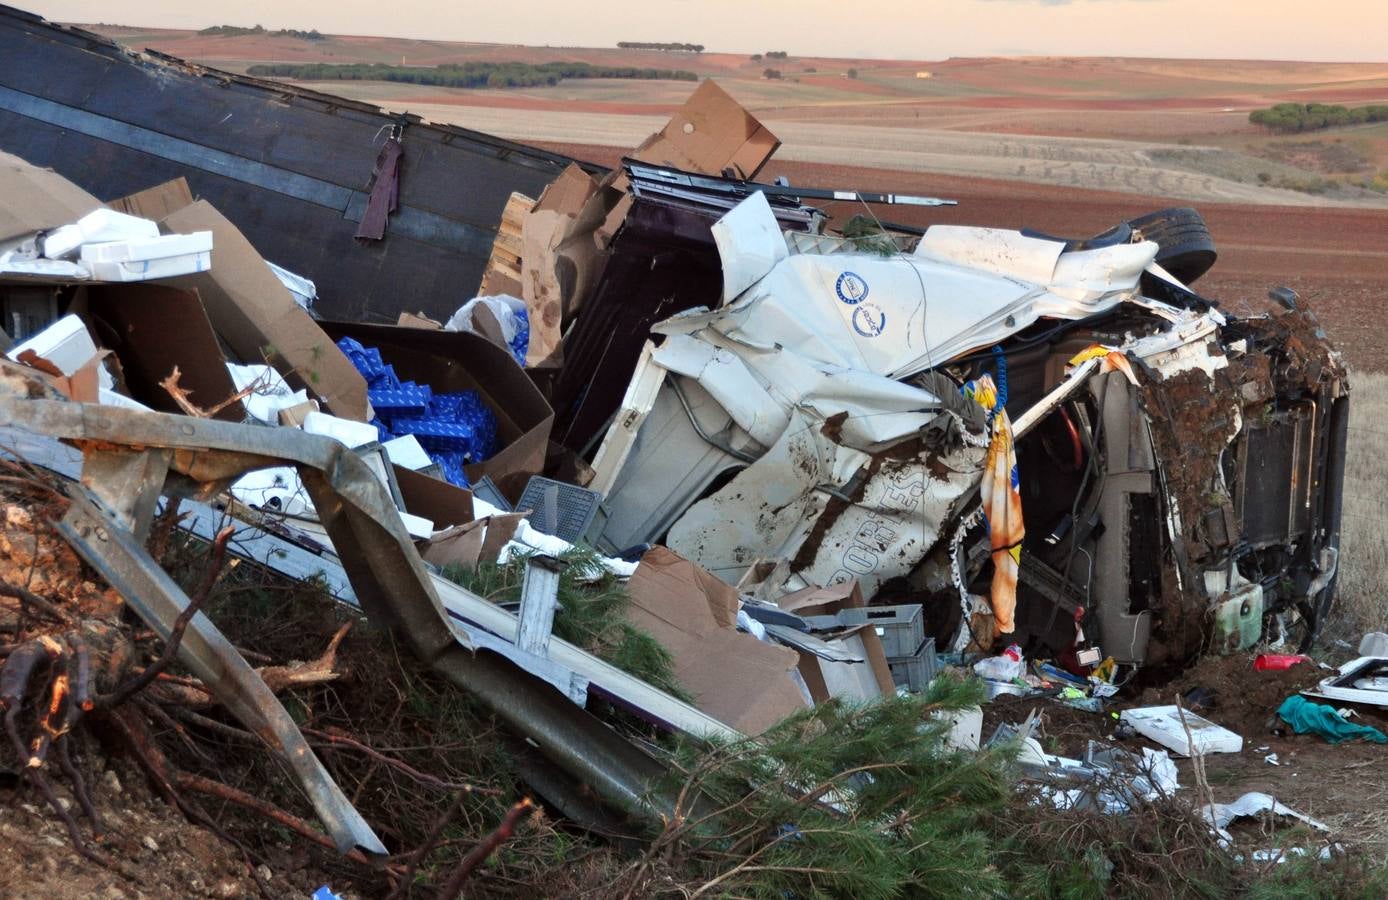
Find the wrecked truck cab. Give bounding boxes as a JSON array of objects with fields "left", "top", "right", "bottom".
[{"left": 591, "top": 188, "right": 1349, "bottom": 672}]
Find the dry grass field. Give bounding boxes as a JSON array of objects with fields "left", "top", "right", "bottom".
[
  {"left": 1337, "top": 371, "right": 1388, "bottom": 642},
  {"left": 89, "top": 26, "right": 1388, "bottom": 205}
]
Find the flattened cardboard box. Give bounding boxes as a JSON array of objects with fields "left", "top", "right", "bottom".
[
  {"left": 321, "top": 321, "right": 554, "bottom": 502},
  {"left": 0, "top": 151, "right": 103, "bottom": 243},
  {"left": 159, "top": 201, "right": 371, "bottom": 422},
  {"left": 625, "top": 548, "right": 809, "bottom": 735}
]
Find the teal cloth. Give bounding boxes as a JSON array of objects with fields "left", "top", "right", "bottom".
[{"left": 1277, "top": 695, "right": 1387, "bottom": 744}]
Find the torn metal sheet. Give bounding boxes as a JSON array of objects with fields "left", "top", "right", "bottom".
[{"left": 665, "top": 405, "right": 981, "bottom": 595}]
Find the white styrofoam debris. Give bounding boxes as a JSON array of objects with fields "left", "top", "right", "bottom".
[
  {"left": 230, "top": 466, "right": 314, "bottom": 518},
  {"left": 225, "top": 363, "right": 307, "bottom": 424},
  {"left": 6, "top": 313, "right": 96, "bottom": 375},
  {"left": 1120, "top": 705, "right": 1243, "bottom": 756},
  {"left": 267, "top": 261, "right": 317, "bottom": 310},
  {"left": 79, "top": 231, "right": 212, "bottom": 282},
  {"left": 382, "top": 435, "right": 433, "bottom": 471},
  {"left": 302, "top": 411, "right": 380, "bottom": 449},
  {"left": 398, "top": 511, "right": 435, "bottom": 540},
  {"left": 43, "top": 209, "right": 159, "bottom": 259}
]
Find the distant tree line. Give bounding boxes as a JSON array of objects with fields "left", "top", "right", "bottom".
[
  {"left": 616, "top": 41, "right": 704, "bottom": 52},
  {"left": 764, "top": 50, "right": 789, "bottom": 59},
  {"left": 1249, "top": 102, "right": 1388, "bottom": 133},
  {"left": 199, "top": 24, "right": 326, "bottom": 41},
  {"left": 246, "top": 61, "right": 698, "bottom": 89}
]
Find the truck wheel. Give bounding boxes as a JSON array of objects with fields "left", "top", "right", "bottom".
[{"left": 1126, "top": 207, "right": 1217, "bottom": 285}]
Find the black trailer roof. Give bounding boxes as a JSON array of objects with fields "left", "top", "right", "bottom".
[{"left": 0, "top": 5, "right": 604, "bottom": 322}]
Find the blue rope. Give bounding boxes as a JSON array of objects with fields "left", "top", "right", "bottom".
[{"left": 992, "top": 345, "right": 1008, "bottom": 410}]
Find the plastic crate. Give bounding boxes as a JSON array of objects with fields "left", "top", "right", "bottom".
[
  {"left": 888, "top": 637, "right": 939, "bottom": 692},
  {"left": 840, "top": 604, "right": 925, "bottom": 659},
  {"left": 517, "top": 475, "right": 602, "bottom": 543}
]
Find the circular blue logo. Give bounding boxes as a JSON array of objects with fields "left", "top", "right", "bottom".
[
  {"left": 852, "top": 304, "right": 886, "bottom": 338},
  {"left": 835, "top": 271, "right": 869, "bottom": 305}
]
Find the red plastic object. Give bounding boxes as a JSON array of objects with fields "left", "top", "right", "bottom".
[{"left": 1254, "top": 654, "right": 1311, "bottom": 671}]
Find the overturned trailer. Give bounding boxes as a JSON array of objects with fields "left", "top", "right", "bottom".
[
  {"left": 580, "top": 167, "right": 1349, "bottom": 672},
  {"left": 0, "top": 4, "right": 1348, "bottom": 677}
]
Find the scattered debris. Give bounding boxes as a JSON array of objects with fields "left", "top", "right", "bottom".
[
  {"left": 0, "top": 11, "right": 1376, "bottom": 895},
  {"left": 1201, "top": 791, "right": 1329, "bottom": 846},
  {"left": 1304, "top": 656, "right": 1388, "bottom": 707}
]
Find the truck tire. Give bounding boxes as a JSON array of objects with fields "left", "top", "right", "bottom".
[{"left": 1125, "top": 207, "right": 1217, "bottom": 285}]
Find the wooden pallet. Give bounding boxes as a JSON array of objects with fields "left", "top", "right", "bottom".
[{"left": 478, "top": 191, "right": 533, "bottom": 296}]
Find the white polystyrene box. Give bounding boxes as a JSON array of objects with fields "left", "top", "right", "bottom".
[{"left": 1120, "top": 706, "right": 1243, "bottom": 756}]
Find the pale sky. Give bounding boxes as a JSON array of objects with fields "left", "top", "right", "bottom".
[{"left": 22, "top": 0, "right": 1384, "bottom": 62}]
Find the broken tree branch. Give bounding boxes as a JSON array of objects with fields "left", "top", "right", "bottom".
[
  {"left": 384, "top": 789, "right": 470, "bottom": 900},
  {"left": 175, "top": 771, "right": 393, "bottom": 873},
  {"left": 0, "top": 580, "right": 73, "bottom": 625},
  {"left": 303, "top": 725, "right": 500, "bottom": 797},
  {"left": 436, "top": 797, "right": 534, "bottom": 898},
  {"left": 160, "top": 366, "right": 266, "bottom": 419}
]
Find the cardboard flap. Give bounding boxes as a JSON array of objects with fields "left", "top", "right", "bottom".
[
  {"left": 396, "top": 312, "right": 443, "bottom": 330},
  {"left": 158, "top": 201, "right": 370, "bottom": 421},
  {"left": 395, "top": 465, "right": 474, "bottom": 530},
  {"left": 107, "top": 178, "right": 194, "bottom": 220},
  {"left": 626, "top": 547, "right": 808, "bottom": 734},
  {"left": 478, "top": 512, "right": 527, "bottom": 563},
  {"left": 630, "top": 80, "right": 781, "bottom": 180},
  {"left": 422, "top": 520, "right": 487, "bottom": 571},
  {"left": 15, "top": 348, "right": 103, "bottom": 403},
  {"left": 0, "top": 151, "right": 104, "bottom": 244},
  {"left": 551, "top": 184, "right": 630, "bottom": 320},
  {"left": 775, "top": 580, "right": 896, "bottom": 699}
]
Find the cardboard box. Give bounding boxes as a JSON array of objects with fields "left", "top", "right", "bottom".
[
  {"left": 0, "top": 151, "right": 103, "bottom": 244},
  {"left": 77, "top": 283, "right": 246, "bottom": 421},
  {"left": 625, "top": 548, "right": 809, "bottom": 735},
  {"left": 629, "top": 80, "right": 781, "bottom": 180},
  {"left": 320, "top": 321, "right": 554, "bottom": 502},
  {"left": 158, "top": 201, "right": 370, "bottom": 421},
  {"left": 776, "top": 581, "right": 897, "bottom": 704}
]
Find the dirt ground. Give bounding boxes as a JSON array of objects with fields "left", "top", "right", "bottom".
[
  {"left": 0, "top": 756, "right": 339, "bottom": 899},
  {"left": 982, "top": 653, "right": 1388, "bottom": 856}
]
